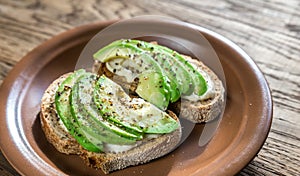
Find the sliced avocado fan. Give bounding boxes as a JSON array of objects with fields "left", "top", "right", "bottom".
[
  {"left": 55, "top": 69, "right": 179, "bottom": 152},
  {"left": 93, "top": 39, "right": 208, "bottom": 110}
]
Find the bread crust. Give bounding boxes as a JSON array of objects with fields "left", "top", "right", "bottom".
[
  {"left": 40, "top": 72, "right": 182, "bottom": 174},
  {"left": 81, "top": 123, "right": 181, "bottom": 174}
]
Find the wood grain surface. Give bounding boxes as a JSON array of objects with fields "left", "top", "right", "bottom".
[{"left": 0, "top": 0, "right": 299, "bottom": 175}]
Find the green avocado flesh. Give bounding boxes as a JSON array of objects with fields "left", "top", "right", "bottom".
[
  {"left": 55, "top": 70, "right": 179, "bottom": 152},
  {"left": 93, "top": 39, "right": 208, "bottom": 109},
  {"left": 135, "top": 71, "right": 170, "bottom": 110}
]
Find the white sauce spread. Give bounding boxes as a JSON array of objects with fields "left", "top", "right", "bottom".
[{"left": 103, "top": 134, "right": 161, "bottom": 153}]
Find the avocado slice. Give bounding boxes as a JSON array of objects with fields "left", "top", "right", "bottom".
[
  {"left": 71, "top": 73, "right": 142, "bottom": 144},
  {"left": 94, "top": 75, "right": 179, "bottom": 134},
  {"left": 93, "top": 39, "right": 143, "bottom": 62},
  {"left": 135, "top": 71, "right": 171, "bottom": 109},
  {"left": 55, "top": 69, "right": 102, "bottom": 152}
]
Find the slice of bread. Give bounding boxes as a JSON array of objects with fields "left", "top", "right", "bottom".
[{"left": 40, "top": 73, "right": 182, "bottom": 174}]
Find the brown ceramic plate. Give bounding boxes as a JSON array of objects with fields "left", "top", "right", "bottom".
[{"left": 0, "top": 21, "right": 272, "bottom": 176}]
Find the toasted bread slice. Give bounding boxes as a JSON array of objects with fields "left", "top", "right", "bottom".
[{"left": 40, "top": 73, "right": 182, "bottom": 174}]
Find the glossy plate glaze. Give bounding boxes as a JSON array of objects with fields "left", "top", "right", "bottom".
[{"left": 0, "top": 21, "right": 272, "bottom": 176}]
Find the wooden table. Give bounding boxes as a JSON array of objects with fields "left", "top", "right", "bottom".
[{"left": 0, "top": 0, "right": 299, "bottom": 175}]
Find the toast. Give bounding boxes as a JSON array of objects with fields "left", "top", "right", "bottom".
[{"left": 40, "top": 72, "right": 182, "bottom": 174}]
